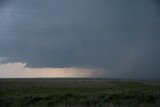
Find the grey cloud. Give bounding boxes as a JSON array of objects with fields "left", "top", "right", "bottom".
[{"left": 0, "top": 0, "right": 160, "bottom": 79}]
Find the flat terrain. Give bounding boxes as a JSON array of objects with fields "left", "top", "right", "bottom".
[{"left": 0, "top": 78, "right": 160, "bottom": 107}]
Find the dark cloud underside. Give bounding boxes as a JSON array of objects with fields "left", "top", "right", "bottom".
[{"left": 0, "top": 0, "right": 160, "bottom": 79}]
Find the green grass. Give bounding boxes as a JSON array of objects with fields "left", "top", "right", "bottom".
[{"left": 0, "top": 78, "right": 160, "bottom": 107}]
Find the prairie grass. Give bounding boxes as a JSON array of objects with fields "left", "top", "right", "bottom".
[{"left": 0, "top": 78, "right": 160, "bottom": 107}]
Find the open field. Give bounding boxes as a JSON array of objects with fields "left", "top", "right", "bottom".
[{"left": 0, "top": 78, "right": 160, "bottom": 107}]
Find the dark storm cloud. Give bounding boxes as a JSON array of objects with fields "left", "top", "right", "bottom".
[
  {"left": 0, "top": 0, "right": 7, "bottom": 5},
  {"left": 0, "top": 0, "right": 160, "bottom": 79}
]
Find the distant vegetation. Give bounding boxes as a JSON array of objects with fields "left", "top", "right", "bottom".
[{"left": 0, "top": 78, "right": 160, "bottom": 107}]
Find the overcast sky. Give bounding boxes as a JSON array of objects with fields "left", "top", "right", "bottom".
[{"left": 0, "top": 0, "right": 160, "bottom": 79}]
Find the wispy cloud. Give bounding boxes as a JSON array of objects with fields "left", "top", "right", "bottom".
[{"left": 0, "top": 57, "right": 7, "bottom": 62}]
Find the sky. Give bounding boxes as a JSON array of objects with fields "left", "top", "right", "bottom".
[{"left": 0, "top": 0, "right": 160, "bottom": 79}]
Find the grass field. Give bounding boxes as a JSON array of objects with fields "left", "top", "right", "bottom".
[{"left": 0, "top": 78, "right": 160, "bottom": 107}]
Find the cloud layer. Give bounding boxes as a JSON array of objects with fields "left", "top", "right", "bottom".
[
  {"left": 0, "top": 62, "right": 106, "bottom": 78},
  {"left": 0, "top": 0, "right": 160, "bottom": 79}
]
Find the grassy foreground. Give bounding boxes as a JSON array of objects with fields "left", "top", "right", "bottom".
[{"left": 0, "top": 78, "right": 160, "bottom": 107}]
